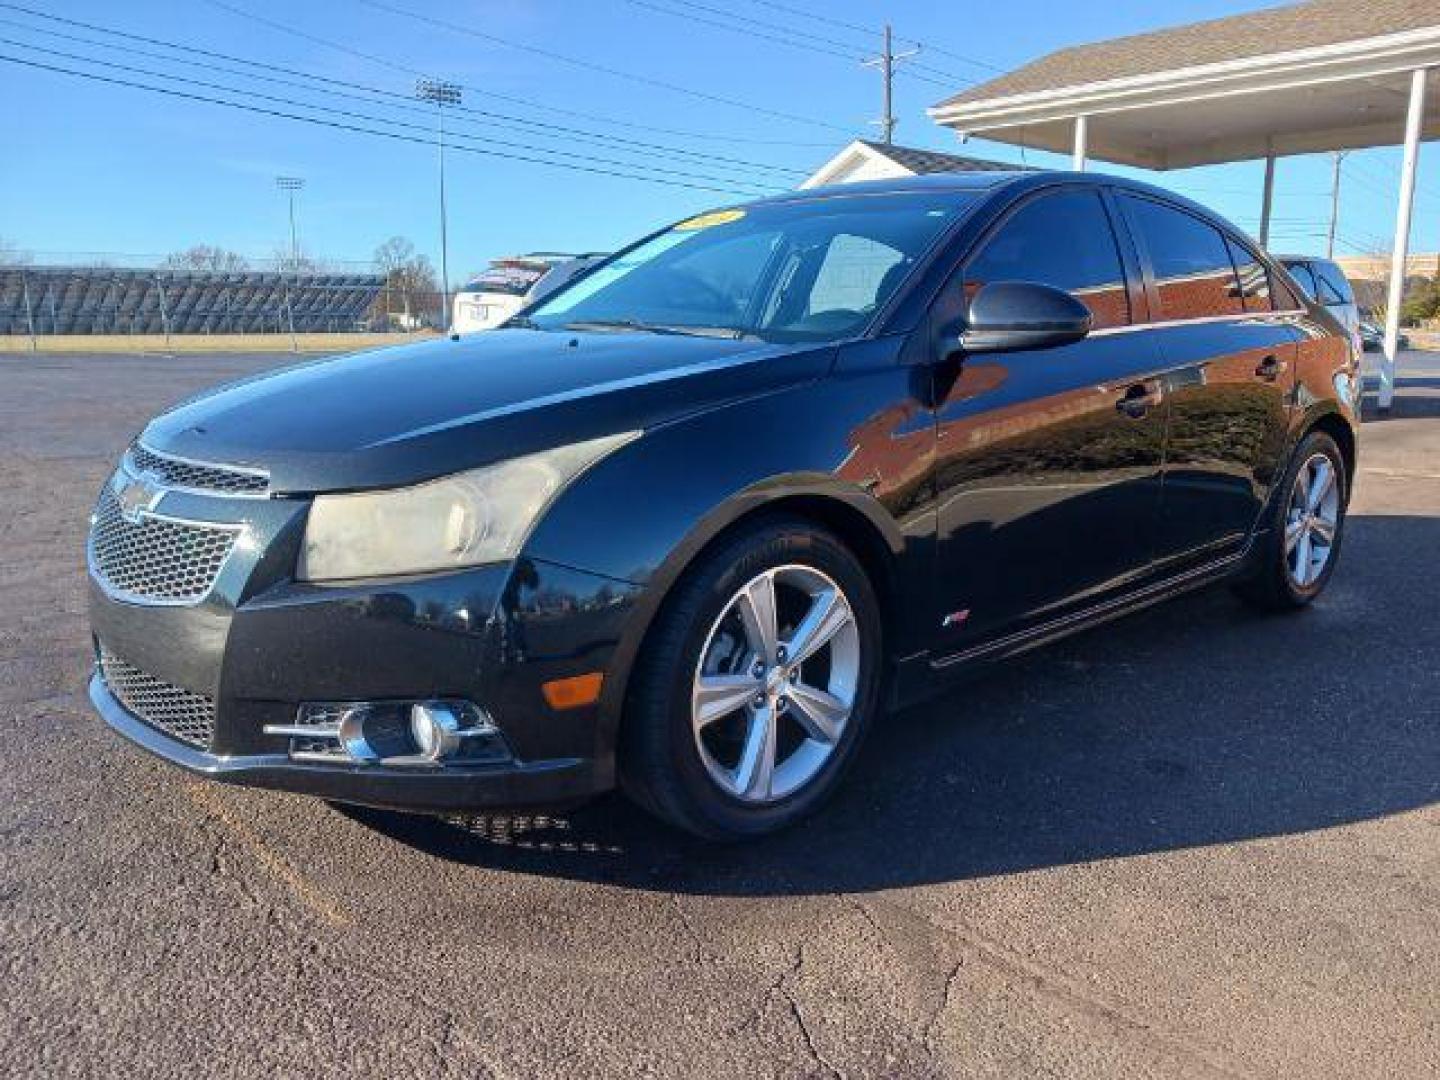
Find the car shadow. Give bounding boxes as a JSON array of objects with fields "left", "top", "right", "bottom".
[{"left": 339, "top": 512, "right": 1440, "bottom": 896}]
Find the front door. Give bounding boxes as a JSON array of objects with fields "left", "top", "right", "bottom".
[{"left": 930, "top": 187, "right": 1169, "bottom": 656}]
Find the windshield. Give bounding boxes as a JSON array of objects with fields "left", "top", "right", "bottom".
[{"left": 525, "top": 193, "right": 972, "bottom": 343}]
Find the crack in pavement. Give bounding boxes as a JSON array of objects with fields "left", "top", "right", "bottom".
[
  {"left": 183, "top": 782, "right": 353, "bottom": 928},
  {"left": 669, "top": 893, "right": 713, "bottom": 964},
  {"left": 908, "top": 907, "right": 1257, "bottom": 1079},
  {"left": 923, "top": 958, "right": 964, "bottom": 1054}
]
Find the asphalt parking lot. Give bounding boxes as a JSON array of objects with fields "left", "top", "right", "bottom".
[{"left": 2, "top": 348, "right": 1438, "bottom": 1079}]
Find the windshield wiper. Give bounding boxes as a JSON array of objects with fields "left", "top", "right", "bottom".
[
  {"left": 562, "top": 319, "right": 754, "bottom": 340},
  {"left": 561, "top": 319, "right": 688, "bottom": 336},
  {"left": 499, "top": 315, "right": 540, "bottom": 330}
]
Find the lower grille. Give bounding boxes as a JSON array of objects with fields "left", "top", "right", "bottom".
[
  {"left": 89, "top": 482, "right": 239, "bottom": 604},
  {"left": 98, "top": 647, "right": 215, "bottom": 749}
]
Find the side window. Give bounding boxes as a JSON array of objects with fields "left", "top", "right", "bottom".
[
  {"left": 1285, "top": 262, "right": 1319, "bottom": 301},
  {"left": 1226, "top": 238, "right": 1273, "bottom": 312},
  {"left": 1122, "top": 195, "right": 1246, "bottom": 321},
  {"left": 1312, "top": 262, "right": 1354, "bottom": 305},
  {"left": 964, "top": 190, "right": 1131, "bottom": 329},
  {"left": 807, "top": 233, "right": 906, "bottom": 316}
]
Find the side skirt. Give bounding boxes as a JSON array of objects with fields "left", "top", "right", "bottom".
[{"left": 887, "top": 547, "right": 1253, "bottom": 711}]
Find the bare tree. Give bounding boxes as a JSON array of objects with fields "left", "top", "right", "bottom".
[
  {"left": 161, "top": 245, "right": 250, "bottom": 273},
  {"left": 272, "top": 246, "right": 325, "bottom": 275},
  {"left": 370, "top": 236, "right": 440, "bottom": 329}
]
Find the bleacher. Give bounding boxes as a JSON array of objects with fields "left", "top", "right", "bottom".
[{"left": 0, "top": 266, "right": 388, "bottom": 336}]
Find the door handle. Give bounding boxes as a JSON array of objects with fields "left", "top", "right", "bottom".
[
  {"left": 1115, "top": 382, "right": 1158, "bottom": 419},
  {"left": 1255, "top": 355, "right": 1287, "bottom": 381}
]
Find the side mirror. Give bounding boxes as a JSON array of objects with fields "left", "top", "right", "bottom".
[{"left": 946, "top": 281, "right": 1093, "bottom": 357}]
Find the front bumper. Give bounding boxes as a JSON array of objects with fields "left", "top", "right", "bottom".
[
  {"left": 89, "top": 670, "right": 596, "bottom": 810},
  {"left": 87, "top": 477, "right": 641, "bottom": 811}
]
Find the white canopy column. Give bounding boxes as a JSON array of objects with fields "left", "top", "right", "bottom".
[
  {"left": 1258, "top": 153, "right": 1276, "bottom": 249},
  {"left": 1380, "top": 67, "right": 1430, "bottom": 411}
]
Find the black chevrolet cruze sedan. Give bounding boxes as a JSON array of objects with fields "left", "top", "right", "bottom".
[{"left": 88, "top": 172, "right": 1360, "bottom": 840}]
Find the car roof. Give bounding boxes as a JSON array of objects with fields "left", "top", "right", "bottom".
[
  {"left": 735, "top": 171, "right": 1248, "bottom": 228},
  {"left": 1275, "top": 254, "right": 1341, "bottom": 268}
]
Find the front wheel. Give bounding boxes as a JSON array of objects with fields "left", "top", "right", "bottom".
[
  {"left": 1234, "top": 430, "right": 1348, "bottom": 611},
  {"left": 620, "top": 519, "right": 883, "bottom": 841}
]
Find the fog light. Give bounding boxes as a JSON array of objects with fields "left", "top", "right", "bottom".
[
  {"left": 404, "top": 700, "right": 505, "bottom": 765},
  {"left": 273, "top": 699, "right": 510, "bottom": 767},
  {"left": 410, "top": 702, "right": 461, "bottom": 761}
]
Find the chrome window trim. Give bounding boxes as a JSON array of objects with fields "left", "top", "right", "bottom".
[
  {"left": 130, "top": 441, "right": 271, "bottom": 499},
  {"left": 1089, "top": 308, "right": 1306, "bottom": 337}
]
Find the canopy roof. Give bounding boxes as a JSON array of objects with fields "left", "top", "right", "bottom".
[{"left": 929, "top": 0, "right": 1440, "bottom": 169}]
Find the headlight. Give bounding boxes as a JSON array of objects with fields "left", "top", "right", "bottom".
[{"left": 297, "top": 432, "right": 638, "bottom": 582}]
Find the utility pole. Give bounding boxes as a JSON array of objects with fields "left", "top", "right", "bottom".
[
  {"left": 1325, "top": 151, "right": 1347, "bottom": 259},
  {"left": 276, "top": 176, "right": 304, "bottom": 272},
  {"left": 415, "top": 78, "right": 461, "bottom": 332},
  {"left": 863, "top": 25, "right": 918, "bottom": 146}
]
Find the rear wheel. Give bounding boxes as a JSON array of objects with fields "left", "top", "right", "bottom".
[
  {"left": 621, "top": 519, "right": 882, "bottom": 841},
  {"left": 1234, "top": 431, "right": 1348, "bottom": 611}
]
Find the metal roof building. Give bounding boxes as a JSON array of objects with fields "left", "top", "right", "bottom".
[{"left": 1, "top": 266, "right": 387, "bottom": 338}]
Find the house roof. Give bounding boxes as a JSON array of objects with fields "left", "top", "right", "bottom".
[
  {"left": 800, "top": 139, "right": 1019, "bottom": 189},
  {"left": 935, "top": 0, "right": 1438, "bottom": 109},
  {"left": 856, "top": 140, "right": 1017, "bottom": 175}
]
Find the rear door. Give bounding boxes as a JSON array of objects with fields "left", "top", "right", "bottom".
[
  {"left": 930, "top": 186, "right": 1169, "bottom": 654},
  {"left": 1117, "top": 194, "right": 1299, "bottom": 571}
]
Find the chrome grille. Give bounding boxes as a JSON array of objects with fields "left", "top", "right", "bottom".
[
  {"left": 129, "top": 443, "right": 269, "bottom": 496},
  {"left": 98, "top": 646, "right": 215, "bottom": 748},
  {"left": 89, "top": 483, "right": 238, "bottom": 603}
]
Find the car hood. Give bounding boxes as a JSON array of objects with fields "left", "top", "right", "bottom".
[{"left": 142, "top": 330, "right": 832, "bottom": 493}]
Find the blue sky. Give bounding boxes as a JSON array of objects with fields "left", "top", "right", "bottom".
[{"left": 2, "top": 0, "right": 1436, "bottom": 280}]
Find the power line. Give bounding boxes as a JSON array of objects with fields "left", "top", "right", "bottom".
[
  {"left": 740, "top": 0, "right": 1007, "bottom": 74},
  {"left": 356, "top": 0, "right": 852, "bottom": 133},
  {"left": 624, "top": 0, "right": 863, "bottom": 63},
  {"left": 0, "top": 52, "right": 782, "bottom": 197},
  {"left": 5, "top": 0, "right": 830, "bottom": 148},
  {"left": 620, "top": 0, "right": 968, "bottom": 89},
  {"left": 0, "top": 36, "right": 784, "bottom": 194},
  {"left": 197, "top": 0, "right": 789, "bottom": 147},
  {"left": 0, "top": 10, "right": 808, "bottom": 179}
]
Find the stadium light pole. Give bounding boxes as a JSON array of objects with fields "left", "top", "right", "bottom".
[
  {"left": 276, "top": 176, "right": 305, "bottom": 272},
  {"left": 415, "top": 79, "right": 461, "bottom": 332}
]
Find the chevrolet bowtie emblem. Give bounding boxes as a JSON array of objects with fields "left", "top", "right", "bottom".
[{"left": 113, "top": 469, "right": 164, "bottom": 523}]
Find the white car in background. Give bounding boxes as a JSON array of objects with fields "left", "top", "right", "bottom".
[{"left": 451, "top": 252, "right": 607, "bottom": 333}]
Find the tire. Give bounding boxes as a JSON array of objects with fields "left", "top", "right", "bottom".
[
  {"left": 620, "top": 517, "right": 883, "bottom": 841},
  {"left": 1233, "top": 430, "right": 1349, "bottom": 612}
]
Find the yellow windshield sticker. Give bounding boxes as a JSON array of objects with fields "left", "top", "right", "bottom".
[{"left": 674, "top": 208, "right": 746, "bottom": 231}]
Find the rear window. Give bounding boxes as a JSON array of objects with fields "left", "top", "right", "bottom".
[
  {"left": 1226, "top": 238, "right": 1274, "bottom": 313},
  {"left": 1283, "top": 261, "right": 1319, "bottom": 301},
  {"left": 1121, "top": 195, "right": 1245, "bottom": 321},
  {"left": 461, "top": 264, "right": 550, "bottom": 297}
]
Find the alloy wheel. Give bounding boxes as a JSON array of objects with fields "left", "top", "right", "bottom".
[
  {"left": 1285, "top": 452, "right": 1341, "bottom": 588},
  {"left": 691, "top": 565, "right": 860, "bottom": 804}
]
